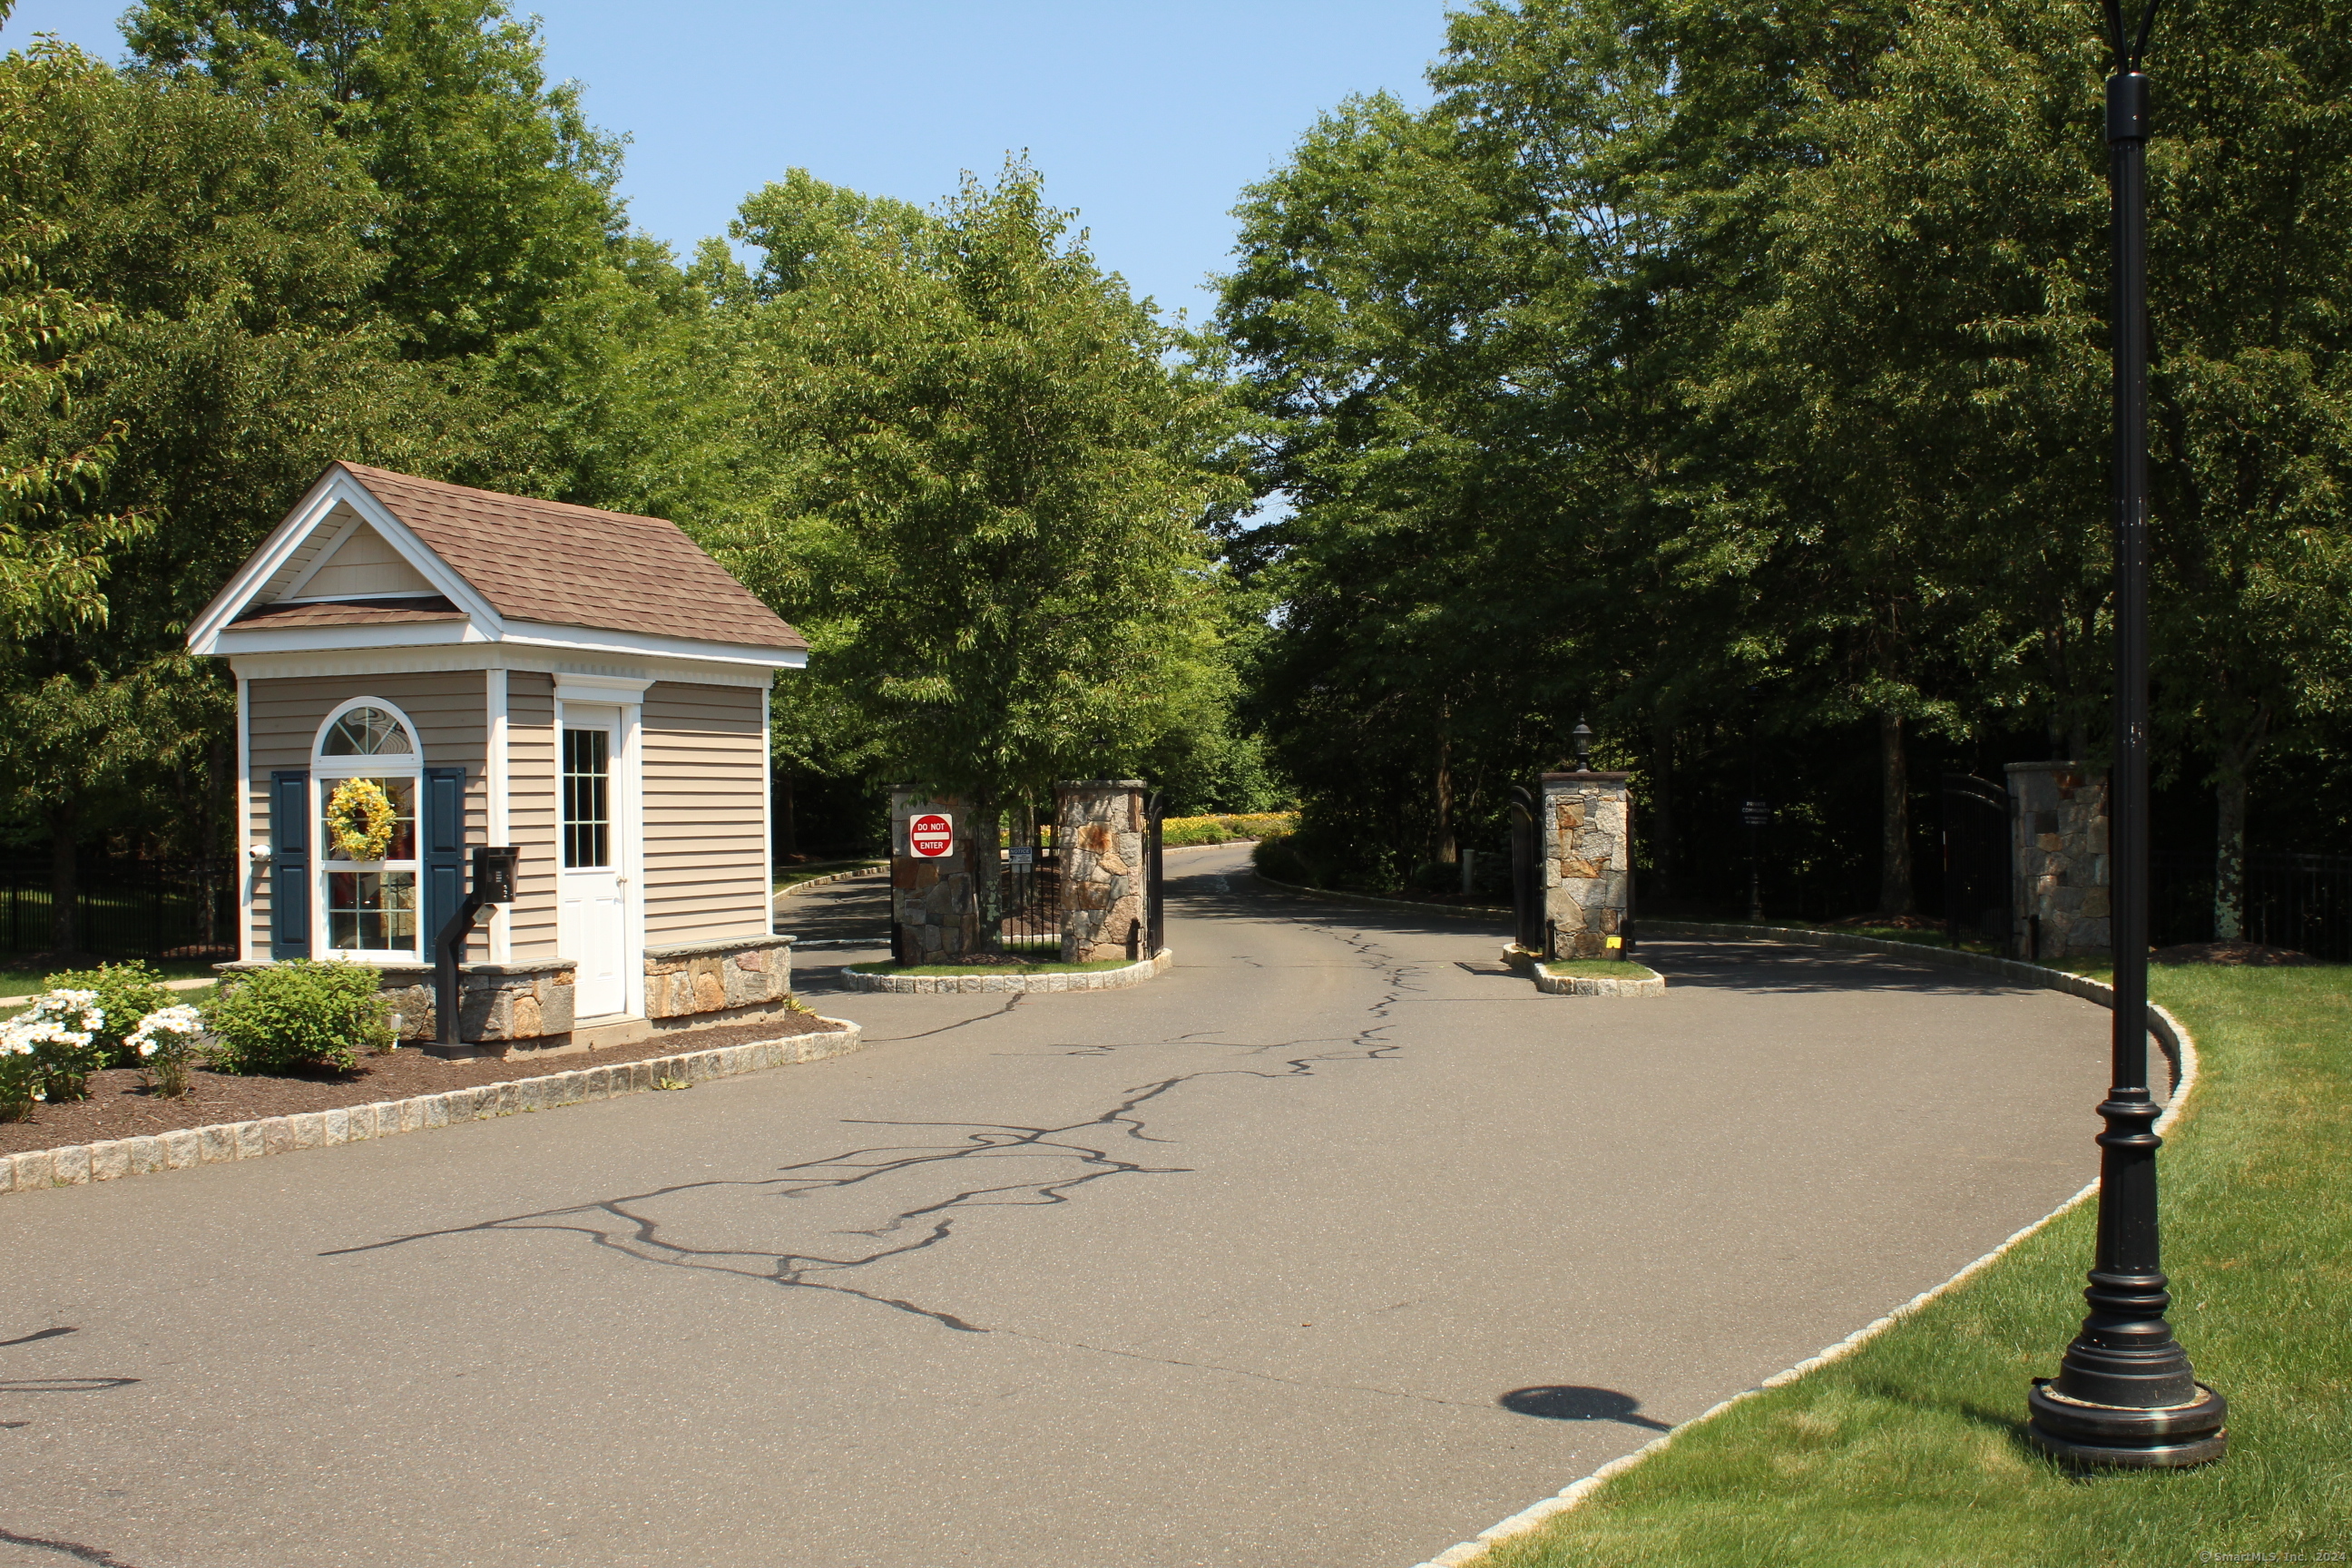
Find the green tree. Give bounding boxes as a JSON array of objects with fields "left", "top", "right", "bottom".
[
  {"left": 122, "top": 0, "right": 622, "bottom": 362},
  {"left": 724, "top": 163, "right": 1247, "bottom": 944},
  {"left": 0, "top": 34, "right": 455, "bottom": 937}
]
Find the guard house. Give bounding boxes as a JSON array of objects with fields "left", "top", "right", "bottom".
[{"left": 187, "top": 463, "right": 808, "bottom": 1051}]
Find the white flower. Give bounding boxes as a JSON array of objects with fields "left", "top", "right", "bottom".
[{"left": 125, "top": 1004, "right": 204, "bottom": 1056}]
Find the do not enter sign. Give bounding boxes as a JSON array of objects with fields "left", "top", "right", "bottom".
[{"left": 909, "top": 812, "right": 954, "bottom": 858}]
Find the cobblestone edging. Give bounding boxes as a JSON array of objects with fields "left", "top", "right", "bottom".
[
  {"left": 774, "top": 864, "right": 887, "bottom": 898},
  {"left": 1504, "top": 946, "right": 1666, "bottom": 997},
  {"left": 1408, "top": 945, "right": 2201, "bottom": 1568},
  {"left": 838, "top": 948, "right": 1173, "bottom": 995},
  {"left": 0, "top": 1018, "right": 865, "bottom": 1200}
]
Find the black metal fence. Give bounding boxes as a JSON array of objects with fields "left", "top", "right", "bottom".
[
  {"left": 997, "top": 831, "right": 1063, "bottom": 956},
  {"left": 0, "top": 858, "right": 239, "bottom": 962},
  {"left": 2151, "top": 849, "right": 2352, "bottom": 962},
  {"left": 1941, "top": 774, "right": 2014, "bottom": 950}
]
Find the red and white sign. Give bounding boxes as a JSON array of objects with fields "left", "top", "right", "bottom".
[{"left": 908, "top": 812, "right": 955, "bottom": 858}]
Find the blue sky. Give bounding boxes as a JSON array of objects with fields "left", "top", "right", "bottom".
[{"left": 5, "top": 0, "right": 1453, "bottom": 320}]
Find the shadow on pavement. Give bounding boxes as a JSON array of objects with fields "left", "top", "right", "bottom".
[{"left": 1498, "top": 1385, "right": 1673, "bottom": 1432}]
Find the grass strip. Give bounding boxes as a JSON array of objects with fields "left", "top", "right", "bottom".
[
  {"left": 1483, "top": 964, "right": 2351, "bottom": 1566},
  {"left": 1542, "top": 959, "right": 1660, "bottom": 981},
  {"left": 846, "top": 958, "right": 1137, "bottom": 977}
]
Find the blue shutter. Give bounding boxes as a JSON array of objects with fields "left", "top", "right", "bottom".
[
  {"left": 270, "top": 770, "right": 310, "bottom": 958},
  {"left": 423, "top": 766, "right": 467, "bottom": 957}
]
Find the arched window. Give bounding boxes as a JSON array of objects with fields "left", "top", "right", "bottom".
[{"left": 312, "top": 700, "right": 423, "bottom": 958}]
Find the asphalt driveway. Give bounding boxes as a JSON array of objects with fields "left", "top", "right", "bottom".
[{"left": 0, "top": 844, "right": 2116, "bottom": 1567}]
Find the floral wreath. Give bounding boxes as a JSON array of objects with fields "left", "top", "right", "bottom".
[{"left": 327, "top": 778, "right": 398, "bottom": 860}]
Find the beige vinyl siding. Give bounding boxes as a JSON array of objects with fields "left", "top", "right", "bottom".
[
  {"left": 504, "top": 671, "right": 560, "bottom": 960},
  {"left": 639, "top": 681, "right": 769, "bottom": 945},
  {"left": 245, "top": 671, "right": 487, "bottom": 959},
  {"left": 293, "top": 523, "right": 435, "bottom": 599}
]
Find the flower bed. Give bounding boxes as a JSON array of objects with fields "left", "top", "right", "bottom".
[
  {"left": 0, "top": 1011, "right": 848, "bottom": 1157},
  {"left": 1160, "top": 811, "right": 1296, "bottom": 848}
]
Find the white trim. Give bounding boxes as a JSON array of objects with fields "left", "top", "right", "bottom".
[
  {"left": 228, "top": 645, "right": 782, "bottom": 688},
  {"left": 186, "top": 467, "right": 505, "bottom": 653},
  {"left": 236, "top": 677, "right": 253, "bottom": 963},
  {"left": 622, "top": 700, "right": 646, "bottom": 1017},
  {"left": 310, "top": 697, "right": 427, "bottom": 964},
  {"left": 215, "top": 621, "right": 487, "bottom": 655},
  {"left": 486, "top": 667, "right": 510, "bottom": 962},
  {"left": 492, "top": 623, "right": 804, "bottom": 670},
  {"left": 760, "top": 676, "right": 776, "bottom": 936},
  {"left": 553, "top": 673, "right": 656, "bottom": 702},
  {"left": 310, "top": 695, "right": 425, "bottom": 766},
  {"left": 211, "top": 618, "right": 805, "bottom": 667}
]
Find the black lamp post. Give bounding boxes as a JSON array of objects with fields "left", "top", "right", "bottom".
[
  {"left": 1571, "top": 717, "right": 1593, "bottom": 773},
  {"left": 2024, "top": 0, "right": 2225, "bottom": 1467}
]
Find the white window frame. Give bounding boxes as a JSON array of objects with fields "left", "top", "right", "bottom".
[{"left": 311, "top": 697, "right": 426, "bottom": 963}]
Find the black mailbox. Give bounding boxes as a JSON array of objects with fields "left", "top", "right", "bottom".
[{"left": 472, "top": 845, "right": 518, "bottom": 903}]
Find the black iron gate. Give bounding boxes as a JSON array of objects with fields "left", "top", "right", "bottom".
[
  {"left": 1941, "top": 774, "right": 2014, "bottom": 953},
  {"left": 1145, "top": 791, "right": 1166, "bottom": 955},
  {"left": 1508, "top": 785, "right": 1544, "bottom": 954},
  {"left": 998, "top": 826, "right": 1063, "bottom": 956}
]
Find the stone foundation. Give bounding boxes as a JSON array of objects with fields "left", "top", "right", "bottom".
[
  {"left": 2008, "top": 762, "right": 2111, "bottom": 960},
  {"left": 215, "top": 959, "right": 577, "bottom": 1046},
  {"left": 642, "top": 934, "right": 794, "bottom": 1025},
  {"left": 1059, "top": 779, "right": 1151, "bottom": 962},
  {"left": 1540, "top": 770, "right": 1632, "bottom": 958}
]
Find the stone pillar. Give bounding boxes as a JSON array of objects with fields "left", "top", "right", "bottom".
[
  {"left": 1058, "top": 779, "right": 1149, "bottom": 962},
  {"left": 2007, "top": 762, "right": 2111, "bottom": 960},
  {"left": 1540, "top": 769, "right": 1632, "bottom": 958},
  {"left": 890, "top": 786, "right": 976, "bottom": 962}
]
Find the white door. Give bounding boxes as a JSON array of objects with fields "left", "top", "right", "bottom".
[{"left": 559, "top": 708, "right": 627, "bottom": 1018}]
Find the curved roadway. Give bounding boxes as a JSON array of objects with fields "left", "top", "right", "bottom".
[{"left": 0, "top": 843, "right": 2116, "bottom": 1568}]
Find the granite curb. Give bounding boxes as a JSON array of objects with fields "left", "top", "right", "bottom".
[
  {"left": 773, "top": 864, "right": 887, "bottom": 899},
  {"left": 838, "top": 948, "right": 1173, "bottom": 995},
  {"left": 0, "top": 1016, "right": 865, "bottom": 1200},
  {"left": 1503, "top": 946, "right": 1666, "bottom": 997}
]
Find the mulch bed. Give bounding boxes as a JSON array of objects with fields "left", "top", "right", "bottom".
[
  {"left": 0, "top": 1012, "right": 847, "bottom": 1155},
  {"left": 2151, "top": 940, "right": 2316, "bottom": 967}
]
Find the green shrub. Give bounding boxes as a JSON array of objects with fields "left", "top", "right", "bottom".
[
  {"left": 1, "top": 990, "right": 113, "bottom": 1116},
  {"left": 1252, "top": 833, "right": 1324, "bottom": 887},
  {"left": 44, "top": 960, "right": 177, "bottom": 1067},
  {"left": 208, "top": 961, "right": 391, "bottom": 1075}
]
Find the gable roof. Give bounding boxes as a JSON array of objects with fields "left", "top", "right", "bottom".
[
  {"left": 334, "top": 464, "right": 804, "bottom": 651},
  {"left": 188, "top": 463, "right": 807, "bottom": 662}
]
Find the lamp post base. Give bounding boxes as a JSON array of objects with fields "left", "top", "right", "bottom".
[{"left": 2026, "top": 1379, "right": 2227, "bottom": 1468}]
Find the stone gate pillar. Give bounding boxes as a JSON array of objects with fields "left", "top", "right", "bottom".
[
  {"left": 1540, "top": 769, "right": 1631, "bottom": 958},
  {"left": 890, "top": 786, "right": 975, "bottom": 962},
  {"left": 2006, "top": 762, "right": 2110, "bottom": 960},
  {"left": 1057, "top": 779, "right": 1149, "bottom": 962}
]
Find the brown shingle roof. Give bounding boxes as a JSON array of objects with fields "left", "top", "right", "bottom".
[
  {"left": 334, "top": 463, "right": 806, "bottom": 652},
  {"left": 235, "top": 595, "right": 466, "bottom": 628}
]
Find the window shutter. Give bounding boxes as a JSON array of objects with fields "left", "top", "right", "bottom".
[
  {"left": 423, "top": 766, "right": 467, "bottom": 956},
  {"left": 270, "top": 770, "right": 310, "bottom": 958}
]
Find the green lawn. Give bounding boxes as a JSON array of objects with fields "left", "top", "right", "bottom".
[
  {"left": 0, "top": 959, "right": 222, "bottom": 997},
  {"left": 1483, "top": 963, "right": 2351, "bottom": 1567},
  {"left": 847, "top": 957, "right": 1138, "bottom": 977}
]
